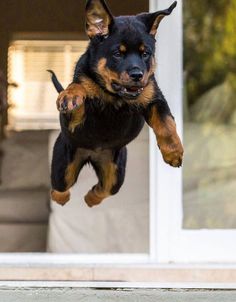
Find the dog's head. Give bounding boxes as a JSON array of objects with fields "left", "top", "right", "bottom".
[{"left": 85, "top": 0, "right": 177, "bottom": 100}]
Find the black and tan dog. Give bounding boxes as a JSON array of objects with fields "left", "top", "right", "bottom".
[{"left": 49, "top": 0, "right": 184, "bottom": 207}]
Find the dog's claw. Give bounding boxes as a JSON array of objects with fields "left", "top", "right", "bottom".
[
  {"left": 72, "top": 98, "right": 77, "bottom": 108},
  {"left": 62, "top": 99, "right": 68, "bottom": 110},
  {"left": 72, "top": 96, "right": 81, "bottom": 109}
]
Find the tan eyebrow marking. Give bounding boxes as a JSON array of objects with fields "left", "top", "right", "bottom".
[
  {"left": 119, "top": 44, "right": 127, "bottom": 53},
  {"left": 139, "top": 44, "right": 145, "bottom": 52}
]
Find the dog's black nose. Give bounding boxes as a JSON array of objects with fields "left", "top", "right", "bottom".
[{"left": 129, "top": 69, "right": 143, "bottom": 82}]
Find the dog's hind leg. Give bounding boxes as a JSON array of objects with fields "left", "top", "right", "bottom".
[
  {"left": 50, "top": 134, "right": 85, "bottom": 206},
  {"left": 84, "top": 147, "right": 127, "bottom": 207}
]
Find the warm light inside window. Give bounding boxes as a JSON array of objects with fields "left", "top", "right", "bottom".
[{"left": 7, "top": 40, "right": 88, "bottom": 130}]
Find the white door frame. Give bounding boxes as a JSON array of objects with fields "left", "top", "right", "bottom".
[
  {"left": 153, "top": 0, "right": 236, "bottom": 263},
  {"left": 149, "top": 0, "right": 184, "bottom": 263}
]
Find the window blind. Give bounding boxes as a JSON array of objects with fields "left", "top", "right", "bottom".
[{"left": 8, "top": 40, "right": 88, "bottom": 130}]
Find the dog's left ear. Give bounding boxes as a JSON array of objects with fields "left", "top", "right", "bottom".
[
  {"left": 85, "top": 0, "right": 114, "bottom": 39},
  {"left": 137, "top": 1, "right": 177, "bottom": 36}
]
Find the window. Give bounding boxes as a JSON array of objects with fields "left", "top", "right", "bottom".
[{"left": 8, "top": 40, "right": 88, "bottom": 130}]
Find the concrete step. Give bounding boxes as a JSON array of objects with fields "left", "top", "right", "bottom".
[
  {"left": 0, "top": 188, "right": 49, "bottom": 223},
  {"left": 0, "top": 282, "right": 235, "bottom": 302},
  {"left": 0, "top": 188, "right": 49, "bottom": 252},
  {"left": 1, "top": 130, "right": 50, "bottom": 190},
  {"left": 0, "top": 224, "right": 48, "bottom": 252}
]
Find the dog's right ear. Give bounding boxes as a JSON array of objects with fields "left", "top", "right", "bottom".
[
  {"left": 137, "top": 1, "right": 177, "bottom": 36},
  {"left": 85, "top": 0, "right": 114, "bottom": 39}
]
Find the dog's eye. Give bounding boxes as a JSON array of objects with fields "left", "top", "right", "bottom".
[
  {"left": 142, "top": 51, "right": 150, "bottom": 59},
  {"left": 113, "top": 50, "right": 123, "bottom": 59}
]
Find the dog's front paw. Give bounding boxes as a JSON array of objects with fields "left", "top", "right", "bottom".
[
  {"left": 56, "top": 83, "right": 85, "bottom": 113},
  {"left": 159, "top": 139, "right": 184, "bottom": 168}
]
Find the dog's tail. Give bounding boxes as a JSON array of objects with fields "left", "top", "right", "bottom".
[{"left": 47, "top": 70, "right": 64, "bottom": 93}]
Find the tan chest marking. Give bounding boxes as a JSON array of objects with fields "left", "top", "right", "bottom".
[{"left": 68, "top": 105, "right": 86, "bottom": 132}]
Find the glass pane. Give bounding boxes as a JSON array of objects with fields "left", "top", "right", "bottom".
[{"left": 183, "top": 0, "right": 236, "bottom": 229}]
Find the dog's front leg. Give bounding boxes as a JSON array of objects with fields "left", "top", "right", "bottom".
[{"left": 144, "top": 101, "right": 184, "bottom": 167}]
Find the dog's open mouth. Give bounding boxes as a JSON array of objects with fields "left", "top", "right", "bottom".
[{"left": 112, "top": 83, "right": 144, "bottom": 99}]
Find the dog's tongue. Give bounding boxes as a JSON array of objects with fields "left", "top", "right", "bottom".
[{"left": 128, "top": 86, "right": 140, "bottom": 92}]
